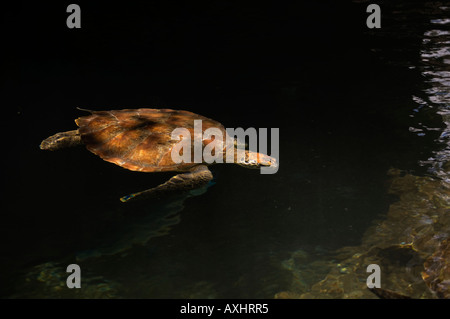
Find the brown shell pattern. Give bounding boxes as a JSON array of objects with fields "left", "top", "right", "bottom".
[{"left": 75, "top": 108, "right": 226, "bottom": 172}]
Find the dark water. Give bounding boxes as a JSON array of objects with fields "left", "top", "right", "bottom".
[{"left": 1, "top": 1, "right": 449, "bottom": 298}]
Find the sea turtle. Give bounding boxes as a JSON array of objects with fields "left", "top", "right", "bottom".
[{"left": 40, "top": 108, "right": 277, "bottom": 202}]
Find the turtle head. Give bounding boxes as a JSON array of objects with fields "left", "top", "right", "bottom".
[
  {"left": 40, "top": 131, "right": 81, "bottom": 151},
  {"left": 237, "top": 150, "right": 277, "bottom": 169}
]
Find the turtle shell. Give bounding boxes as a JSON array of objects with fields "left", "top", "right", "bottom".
[{"left": 75, "top": 108, "right": 226, "bottom": 172}]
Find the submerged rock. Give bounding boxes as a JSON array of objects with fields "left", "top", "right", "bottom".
[
  {"left": 11, "top": 262, "right": 121, "bottom": 298},
  {"left": 277, "top": 169, "right": 450, "bottom": 299}
]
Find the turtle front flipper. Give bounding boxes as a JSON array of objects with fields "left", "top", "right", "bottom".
[
  {"left": 120, "top": 165, "right": 213, "bottom": 202},
  {"left": 40, "top": 130, "right": 82, "bottom": 150}
]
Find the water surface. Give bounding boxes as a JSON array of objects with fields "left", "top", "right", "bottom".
[{"left": 2, "top": 1, "right": 449, "bottom": 298}]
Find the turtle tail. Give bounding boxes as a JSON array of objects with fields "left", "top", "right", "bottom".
[{"left": 76, "top": 107, "right": 96, "bottom": 113}]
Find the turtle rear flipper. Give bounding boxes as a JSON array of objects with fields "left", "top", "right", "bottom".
[
  {"left": 40, "top": 130, "right": 82, "bottom": 151},
  {"left": 120, "top": 165, "right": 213, "bottom": 202}
]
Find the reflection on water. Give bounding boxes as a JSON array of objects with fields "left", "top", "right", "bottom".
[{"left": 419, "top": 19, "right": 450, "bottom": 179}]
